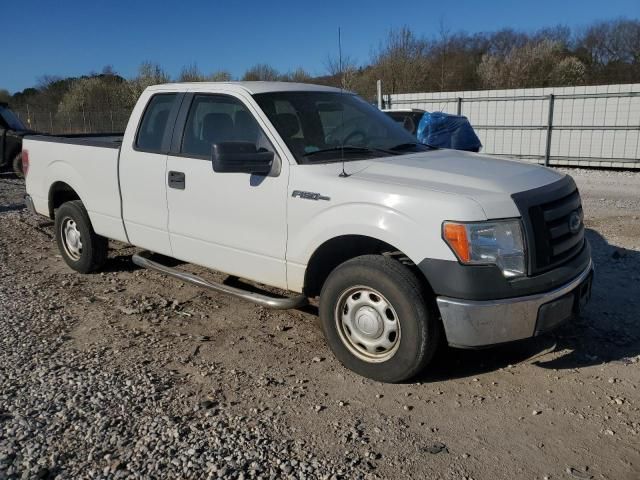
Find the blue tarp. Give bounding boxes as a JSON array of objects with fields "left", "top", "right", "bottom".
[{"left": 416, "top": 112, "right": 482, "bottom": 152}]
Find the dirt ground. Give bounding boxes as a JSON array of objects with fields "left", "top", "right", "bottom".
[{"left": 1, "top": 168, "right": 639, "bottom": 480}]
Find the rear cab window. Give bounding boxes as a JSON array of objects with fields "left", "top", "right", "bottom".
[{"left": 136, "top": 94, "right": 178, "bottom": 152}]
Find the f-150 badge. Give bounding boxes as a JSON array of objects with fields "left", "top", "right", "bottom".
[{"left": 292, "top": 190, "right": 331, "bottom": 201}]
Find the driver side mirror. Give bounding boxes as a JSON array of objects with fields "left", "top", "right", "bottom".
[{"left": 211, "top": 142, "right": 274, "bottom": 175}]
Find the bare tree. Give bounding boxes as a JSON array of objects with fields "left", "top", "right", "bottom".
[
  {"left": 325, "top": 54, "right": 359, "bottom": 89},
  {"left": 370, "top": 27, "right": 431, "bottom": 94},
  {"left": 128, "top": 62, "right": 170, "bottom": 104},
  {"left": 3, "top": 17, "right": 638, "bottom": 126},
  {"left": 242, "top": 64, "right": 280, "bottom": 81},
  {"left": 36, "top": 75, "right": 63, "bottom": 90},
  {"left": 207, "top": 71, "right": 232, "bottom": 82},
  {"left": 437, "top": 19, "right": 451, "bottom": 91},
  {"left": 101, "top": 65, "right": 117, "bottom": 76},
  {"left": 478, "top": 39, "right": 586, "bottom": 89},
  {"left": 576, "top": 19, "right": 640, "bottom": 83},
  {"left": 179, "top": 63, "right": 206, "bottom": 82},
  {"left": 281, "top": 68, "right": 313, "bottom": 83}
]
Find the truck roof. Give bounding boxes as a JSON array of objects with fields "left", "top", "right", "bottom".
[{"left": 147, "top": 81, "right": 344, "bottom": 95}]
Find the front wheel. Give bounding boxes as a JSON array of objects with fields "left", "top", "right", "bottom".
[
  {"left": 319, "top": 255, "right": 440, "bottom": 383},
  {"left": 54, "top": 200, "right": 108, "bottom": 273}
]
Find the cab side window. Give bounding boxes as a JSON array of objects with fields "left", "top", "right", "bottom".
[
  {"left": 136, "top": 94, "right": 177, "bottom": 152},
  {"left": 181, "top": 95, "right": 269, "bottom": 158}
]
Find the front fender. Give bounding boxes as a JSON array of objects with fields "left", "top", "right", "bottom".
[
  {"left": 286, "top": 201, "right": 459, "bottom": 292},
  {"left": 291, "top": 201, "right": 457, "bottom": 264}
]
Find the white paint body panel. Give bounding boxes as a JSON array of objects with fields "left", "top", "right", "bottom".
[
  {"left": 165, "top": 86, "right": 292, "bottom": 289},
  {"left": 118, "top": 88, "right": 173, "bottom": 256},
  {"left": 285, "top": 151, "right": 563, "bottom": 292},
  {"left": 23, "top": 139, "right": 127, "bottom": 242},
  {"left": 25, "top": 82, "right": 567, "bottom": 294},
  {"left": 166, "top": 155, "right": 289, "bottom": 289}
]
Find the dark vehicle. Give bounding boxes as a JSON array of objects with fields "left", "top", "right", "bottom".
[
  {"left": 383, "top": 109, "right": 426, "bottom": 136},
  {"left": 0, "top": 103, "right": 33, "bottom": 177},
  {"left": 383, "top": 108, "right": 482, "bottom": 153}
]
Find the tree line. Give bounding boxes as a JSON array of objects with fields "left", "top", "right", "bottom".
[{"left": 1, "top": 18, "right": 638, "bottom": 118}]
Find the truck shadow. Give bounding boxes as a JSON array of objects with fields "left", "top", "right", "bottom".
[
  {"left": 0, "top": 203, "right": 25, "bottom": 213},
  {"left": 420, "top": 228, "right": 640, "bottom": 382},
  {"left": 101, "top": 251, "right": 186, "bottom": 274}
]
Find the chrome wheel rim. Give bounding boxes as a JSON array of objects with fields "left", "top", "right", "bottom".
[
  {"left": 61, "top": 217, "right": 83, "bottom": 261},
  {"left": 335, "top": 286, "right": 401, "bottom": 363}
]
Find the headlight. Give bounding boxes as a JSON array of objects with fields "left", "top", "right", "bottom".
[{"left": 442, "top": 220, "right": 526, "bottom": 278}]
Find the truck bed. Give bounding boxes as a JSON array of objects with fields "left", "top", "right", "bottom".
[
  {"left": 23, "top": 133, "right": 128, "bottom": 243},
  {"left": 25, "top": 133, "right": 123, "bottom": 149}
]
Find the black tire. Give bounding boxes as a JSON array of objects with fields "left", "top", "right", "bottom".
[
  {"left": 12, "top": 152, "right": 24, "bottom": 178},
  {"left": 54, "top": 200, "right": 108, "bottom": 273},
  {"left": 319, "top": 255, "right": 440, "bottom": 383}
]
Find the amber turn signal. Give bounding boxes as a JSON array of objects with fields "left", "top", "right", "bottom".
[{"left": 443, "top": 222, "right": 470, "bottom": 262}]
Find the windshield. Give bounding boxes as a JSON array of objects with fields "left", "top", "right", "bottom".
[
  {"left": 0, "top": 107, "right": 27, "bottom": 131},
  {"left": 253, "top": 91, "right": 431, "bottom": 164}
]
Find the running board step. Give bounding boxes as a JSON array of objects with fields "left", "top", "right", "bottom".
[{"left": 132, "top": 251, "right": 308, "bottom": 310}]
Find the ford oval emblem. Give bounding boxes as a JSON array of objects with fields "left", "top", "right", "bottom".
[{"left": 568, "top": 211, "right": 582, "bottom": 234}]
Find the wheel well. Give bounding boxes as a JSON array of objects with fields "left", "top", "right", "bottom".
[
  {"left": 9, "top": 146, "right": 21, "bottom": 161},
  {"left": 303, "top": 235, "right": 431, "bottom": 298},
  {"left": 48, "top": 182, "right": 80, "bottom": 219}
]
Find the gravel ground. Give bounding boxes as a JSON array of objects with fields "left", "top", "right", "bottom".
[{"left": 1, "top": 168, "right": 639, "bottom": 480}]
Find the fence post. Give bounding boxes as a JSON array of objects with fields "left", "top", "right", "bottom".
[
  {"left": 456, "top": 97, "right": 462, "bottom": 116},
  {"left": 376, "top": 80, "right": 383, "bottom": 110},
  {"left": 49, "top": 111, "right": 53, "bottom": 133},
  {"left": 544, "top": 94, "right": 555, "bottom": 167}
]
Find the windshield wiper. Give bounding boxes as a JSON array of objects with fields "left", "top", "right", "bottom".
[
  {"left": 389, "top": 142, "right": 438, "bottom": 151},
  {"left": 304, "top": 146, "right": 392, "bottom": 158}
]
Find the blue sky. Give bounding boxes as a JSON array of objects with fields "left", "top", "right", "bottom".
[{"left": 3, "top": 0, "right": 638, "bottom": 93}]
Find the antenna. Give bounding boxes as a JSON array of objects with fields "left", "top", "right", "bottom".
[{"left": 338, "top": 26, "right": 350, "bottom": 178}]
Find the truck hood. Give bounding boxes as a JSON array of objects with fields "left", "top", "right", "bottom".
[{"left": 345, "top": 149, "right": 564, "bottom": 218}]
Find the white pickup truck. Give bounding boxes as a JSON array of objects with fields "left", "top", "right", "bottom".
[{"left": 23, "top": 82, "right": 593, "bottom": 382}]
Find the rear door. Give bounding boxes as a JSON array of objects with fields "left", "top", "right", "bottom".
[
  {"left": 165, "top": 91, "right": 289, "bottom": 288},
  {"left": 119, "top": 92, "right": 183, "bottom": 256}
]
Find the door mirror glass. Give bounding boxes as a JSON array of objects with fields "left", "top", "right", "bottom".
[{"left": 211, "top": 142, "right": 274, "bottom": 175}]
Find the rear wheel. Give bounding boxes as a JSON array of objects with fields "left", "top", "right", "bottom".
[
  {"left": 54, "top": 200, "right": 108, "bottom": 273},
  {"left": 319, "top": 255, "right": 440, "bottom": 383},
  {"left": 12, "top": 153, "right": 23, "bottom": 178}
]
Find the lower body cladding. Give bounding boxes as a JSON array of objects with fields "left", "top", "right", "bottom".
[{"left": 436, "top": 261, "right": 593, "bottom": 348}]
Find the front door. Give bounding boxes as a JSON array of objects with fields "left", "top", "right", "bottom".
[{"left": 165, "top": 92, "right": 289, "bottom": 288}]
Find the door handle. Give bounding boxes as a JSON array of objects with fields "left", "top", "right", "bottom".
[{"left": 168, "top": 171, "right": 185, "bottom": 190}]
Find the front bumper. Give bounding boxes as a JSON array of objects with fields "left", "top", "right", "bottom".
[{"left": 436, "top": 260, "right": 593, "bottom": 348}]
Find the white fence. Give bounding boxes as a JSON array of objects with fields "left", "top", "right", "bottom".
[{"left": 385, "top": 84, "right": 640, "bottom": 169}]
